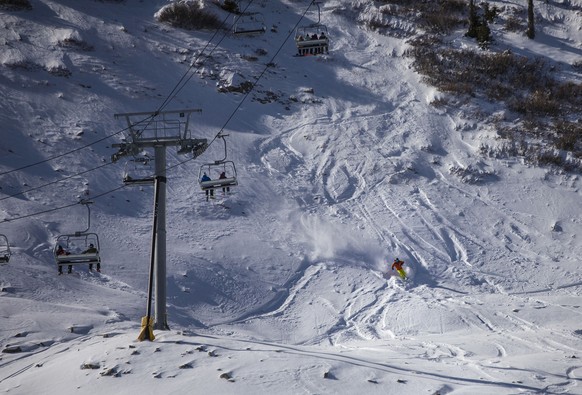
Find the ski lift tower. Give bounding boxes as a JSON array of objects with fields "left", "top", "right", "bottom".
[{"left": 112, "top": 109, "right": 207, "bottom": 331}]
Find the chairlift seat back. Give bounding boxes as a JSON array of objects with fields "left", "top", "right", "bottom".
[
  {"left": 56, "top": 252, "right": 100, "bottom": 266},
  {"left": 199, "top": 159, "right": 238, "bottom": 191},
  {"left": 296, "top": 37, "right": 329, "bottom": 48},
  {"left": 233, "top": 24, "right": 266, "bottom": 35},
  {"left": 123, "top": 175, "right": 155, "bottom": 186},
  {"left": 54, "top": 233, "right": 101, "bottom": 267},
  {"left": 200, "top": 177, "right": 238, "bottom": 191},
  {"left": 233, "top": 13, "right": 266, "bottom": 35}
]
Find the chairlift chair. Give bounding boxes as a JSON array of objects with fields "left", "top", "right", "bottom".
[
  {"left": 0, "top": 234, "right": 11, "bottom": 263},
  {"left": 233, "top": 13, "right": 266, "bottom": 36},
  {"left": 54, "top": 232, "right": 101, "bottom": 268},
  {"left": 53, "top": 200, "right": 101, "bottom": 272},
  {"left": 295, "top": 25, "right": 329, "bottom": 56},
  {"left": 123, "top": 156, "right": 155, "bottom": 186},
  {"left": 198, "top": 133, "right": 238, "bottom": 194},
  {"left": 295, "top": 2, "right": 329, "bottom": 56},
  {"left": 199, "top": 160, "right": 238, "bottom": 192}
]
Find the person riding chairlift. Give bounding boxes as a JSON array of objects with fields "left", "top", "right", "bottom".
[
  {"left": 56, "top": 245, "right": 72, "bottom": 275},
  {"left": 201, "top": 173, "right": 214, "bottom": 201},
  {"left": 219, "top": 171, "right": 230, "bottom": 194},
  {"left": 83, "top": 243, "right": 100, "bottom": 272}
]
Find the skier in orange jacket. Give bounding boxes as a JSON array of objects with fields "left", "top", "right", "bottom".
[{"left": 391, "top": 258, "right": 406, "bottom": 280}]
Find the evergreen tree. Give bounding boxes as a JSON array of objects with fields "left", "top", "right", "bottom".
[
  {"left": 527, "top": 0, "right": 535, "bottom": 39},
  {"left": 222, "top": 0, "right": 239, "bottom": 14},
  {"left": 467, "top": 0, "right": 479, "bottom": 38},
  {"left": 476, "top": 18, "right": 492, "bottom": 48},
  {"left": 466, "top": 0, "right": 492, "bottom": 47}
]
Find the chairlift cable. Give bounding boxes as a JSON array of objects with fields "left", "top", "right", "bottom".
[
  {"left": 0, "top": 115, "right": 157, "bottom": 178},
  {"left": 232, "top": 0, "right": 267, "bottom": 35},
  {"left": 0, "top": 161, "right": 113, "bottom": 202},
  {"left": 0, "top": 185, "right": 126, "bottom": 225},
  {"left": 155, "top": 0, "right": 258, "bottom": 114}
]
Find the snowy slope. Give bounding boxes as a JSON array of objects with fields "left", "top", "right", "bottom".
[{"left": 1, "top": 0, "right": 582, "bottom": 394}]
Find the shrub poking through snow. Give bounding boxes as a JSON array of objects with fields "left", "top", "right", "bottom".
[
  {"left": 0, "top": 0, "right": 32, "bottom": 11},
  {"left": 155, "top": 0, "right": 222, "bottom": 30}
]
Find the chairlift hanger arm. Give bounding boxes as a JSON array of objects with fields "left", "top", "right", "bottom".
[
  {"left": 314, "top": 2, "right": 322, "bottom": 24},
  {"left": 212, "top": 133, "right": 230, "bottom": 163},
  {"left": 76, "top": 199, "right": 93, "bottom": 235}
]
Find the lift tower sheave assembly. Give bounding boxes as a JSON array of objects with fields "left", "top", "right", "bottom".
[{"left": 111, "top": 109, "right": 207, "bottom": 333}]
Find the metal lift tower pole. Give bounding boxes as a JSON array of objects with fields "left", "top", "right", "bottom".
[
  {"left": 112, "top": 109, "right": 207, "bottom": 333},
  {"left": 153, "top": 145, "right": 168, "bottom": 330}
]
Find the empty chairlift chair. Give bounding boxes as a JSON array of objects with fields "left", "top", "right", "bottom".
[
  {"left": 233, "top": 13, "right": 266, "bottom": 36},
  {"left": 123, "top": 155, "right": 155, "bottom": 186}
]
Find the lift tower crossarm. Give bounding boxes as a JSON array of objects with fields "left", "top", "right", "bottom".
[{"left": 111, "top": 109, "right": 207, "bottom": 162}]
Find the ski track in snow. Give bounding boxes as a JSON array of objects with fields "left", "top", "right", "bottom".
[{"left": 197, "top": 6, "right": 582, "bottom": 389}]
